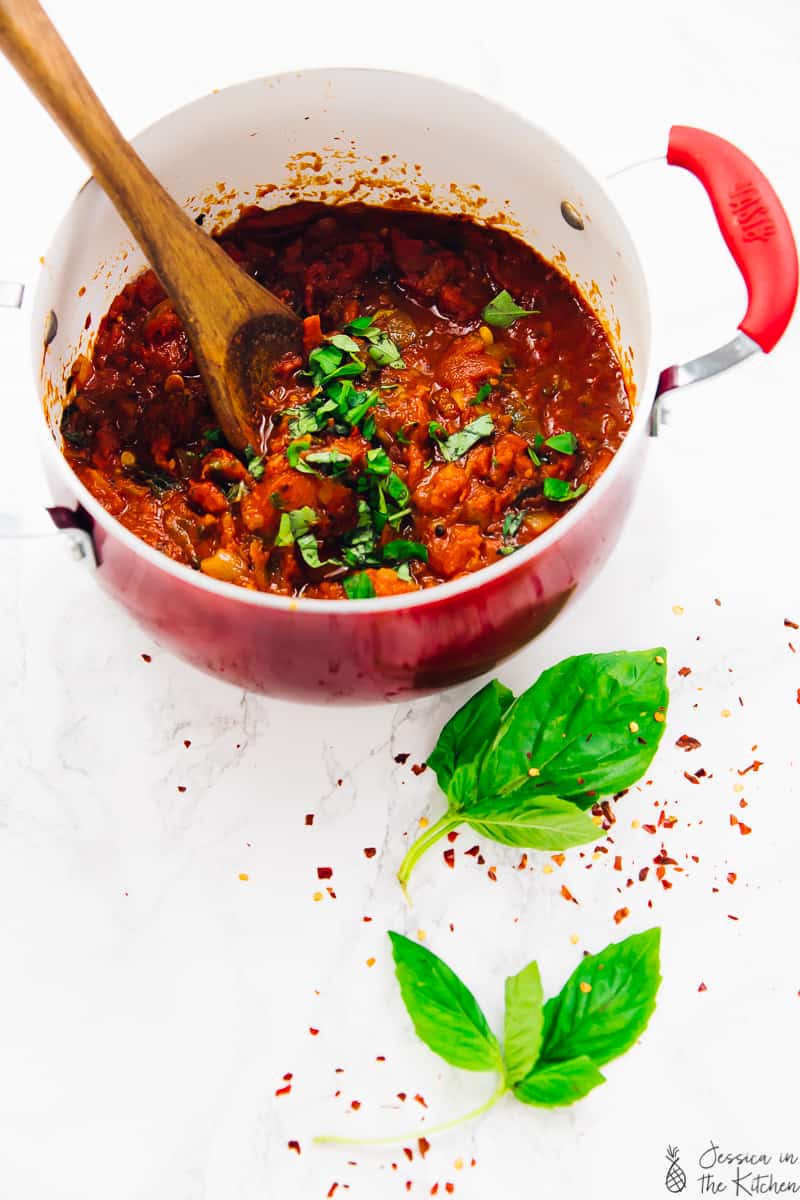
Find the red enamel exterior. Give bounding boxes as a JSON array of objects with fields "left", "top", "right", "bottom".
[
  {"left": 667, "top": 125, "right": 798, "bottom": 353},
  {"left": 62, "top": 439, "right": 643, "bottom": 703}
]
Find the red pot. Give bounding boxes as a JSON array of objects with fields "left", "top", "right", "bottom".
[{"left": 8, "top": 71, "right": 798, "bottom": 701}]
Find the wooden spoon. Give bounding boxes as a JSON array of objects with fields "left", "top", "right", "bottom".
[{"left": 0, "top": 0, "right": 301, "bottom": 452}]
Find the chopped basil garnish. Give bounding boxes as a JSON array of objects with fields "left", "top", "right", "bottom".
[
  {"left": 470, "top": 382, "right": 493, "bottom": 406},
  {"left": 305, "top": 449, "right": 351, "bottom": 477},
  {"left": 274, "top": 505, "right": 317, "bottom": 547},
  {"left": 430, "top": 414, "right": 495, "bottom": 462},
  {"left": 286, "top": 439, "right": 317, "bottom": 475},
  {"left": 327, "top": 332, "right": 363, "bottom": 355},
  {"left": 544, "top": 432, "right": 578, "bottom": 455},
  {"left": 244, "top": 444, "right": 265, "bottom": 481},
  {"left": 343, "top": 572, "right": 376, "bottom": 599},
  {"left": 543, "top": 478, "right": 587, "bottom": 503},
  {"left": 227, "top": 480, "right": 248, "bottom": 503},
  {"left": 365, "top": 447, "right": 392, "bottom": 476},
  {"left": 383, "top": 539, "right": 428, "bottom": 564},
  {"left": 367, "top": 333, "right": 405, "bottom": 370},
  {"left": 481, "top": 290, "right": 538, "bottom": 329},
  {"left": 503, "top": 510, "right": 524, "bottom": 540},
  {"left": 202, "top": 427, "right": 224, "bottom": 447},
  {"left": 527, "top": 445, "right": 541, "bottom": 467}
]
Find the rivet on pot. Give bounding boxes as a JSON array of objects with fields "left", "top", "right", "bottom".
[
  {"left": 43, "top": 309, "right": 58, "bottom": 348},
  {"left": 560, "top": 200, "right": 585, "bottom": 230}
]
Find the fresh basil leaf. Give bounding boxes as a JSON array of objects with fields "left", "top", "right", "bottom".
[
  {"left": 342, "top": 502, "right": 378, "bottom": 567},
  {"left": 383, "top": 472, "right": 409, "bottom": 506},
  {"left": 543, "top": 477, "right": 586, "bottom": 502},
  {"left": 527, "top": 444, "right": 541, "bottom": 468},
  {"left": 482, "top": 290, "right": 537, "bottom": 329},
  {"left": 362, "top": 414, "right": 377, "bottom": 441},
  {"left": 306, "top": 449, "right": 351, "bottom": 476},
  {"left": 513, "top": 1056, "right": 605, "bottom": 1107},
  {"left": 328, "top": 332, "right": 362, "bottom": 355},
  {"left": 343, "top": 572, "right": 375, "bottom": 599},
  {"left": 295, "top": 530, "right": 340, "bottom": 569},
  {"left": 202, "top": 426, "right": 224, "bottom": 446},
  {"left": 366, "top": 447, "right": 392, "bottom": 476},
  {"left": 345, "top": 390, "right": 379, "bottom": 428},
  {"left": 502, "top": 510, "right": 524, "bottom": 540},
  {"left": 504, "top": 961, "right": 544, "bottom": 1085},
  {"left": 274, "top": 505, "right": 317, "bottom": 547},
  {"left": 382, "top": 539, "right": 428, "bottom": 564},
  {"left": 464, "top": 793, "right": 600, "bottom": 849},
  {"left": 432, "top": 415, "right": 495, "bottom": 462},
  {"left": 396, "top": 562, "right": 413, "bottom": 582},
  {"left": 544, "top": 432, "right": 578, "bottom": 455},
  {"left": 478, "top": 650, "right": 669, "bottom": 804},
  {"left": 307, "top": 344, "right": 342, "bottom": 384},
  {"left": 323, "top": 360, "right": 366, "bottom": 383},
  {"left": 244, "top": 444, "right": 265, "bottom": 481},
  {"left": 470, "top": 383, "right": 492, "bottom": 406},
  {"left": 344, "top": 315, "right": 376, "bottom": 334},
  {"left": 538, "top": 929, "right": 661, "bottom": 1069},
  {"left": 274, "top": 512, "right": 293, "bottom": 547},
  {"left": 368, "top": 333, "right": 405, "bottom": 369},
  {"left": 388, "top": 932, "right": 503, "bottom": 1073},
  {"left": 286, "top": 439, "right": 317, "bottom": 475},
  {"left": 288, "top": 407, "right": 323, "bottom": 437},
  {"left": 227, "top": 480, "right": 248, "bottom": 503},
  {"left": 427, "top": 680, "right": 515, "bottom": 799}
]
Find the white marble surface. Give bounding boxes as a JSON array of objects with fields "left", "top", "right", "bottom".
[{"left": 2, "top": 2, "right": 800, "bottom": 1196}]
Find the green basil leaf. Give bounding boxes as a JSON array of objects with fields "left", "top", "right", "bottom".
[
  {"left": 396, "top": 562, "right": 413, "bottom": 582},
  {"left": 427, "top": 679, "right": 515, "bottom": 799},
  {"left": 323, "top": 360, "right": 366, "bottom": 383},
  {"left": 538, "top": 929, "right": 661, "bottom": 1069},
  {"left": 543, "top": 477, "right": 586, "bottom": 502},
  {"left": 345, "top": 315, "right": 376, "bottom": 334},
  {"left": 478, "top": 650, "right": 669, "bottom": 804},
  {"left": 288, "top": 407, "right": 323, "bottom": 437},
  {"left": 328, "top": 332, "right": 362, "bottom": 355},
  {"left": 504, "top": 961, "right": 544, "bottom": 1085},
  {"left": 527, "top": 444, "right": 541, "bottom": 467},
  {"left": 202, "top": 427, "right": 224, "bottom": 446},
  {"left": 513, "top": 1056, "right": 605, "bottom": 1107},
  {"left": 274, "top": 506, "right": 317, "bottom": 548},
  {"left": 482, "top": 290, "right": 537, "bottom": 329},
  {"left": 465, "top": 793, "right": 600, "bottom": 849},
  {"left": 345, "top": 390, "right": 379, "bottom": 428},
  {"left": 286, "top": 439, "right": 317, "bottom": 475},
  {"left": 342, "top": 500, "right": 378, "bottom": 567},
  {"left": 368, "top": 333, "right": 405, "bottom": 369},
  {"left": 544, "top": 432, "right": 578, "bottom": 455},
  {"left": 343, "top": 572, "right": 375, "bottom": 599},
  {"left": 382, "top": 539, "right": 428, "bottom": 564},
  {"left": 366, "top": 447, "right": 392, "bottom": 476},
  {"left": 307, "top": 344, "right": 343, "bottom": 384},
  {"left": 470, "top": 382, "right": 492, "bottom": 406},
  {"left": 384, "top": 471, "right": 409, "bottom": 506},
  {"left": 243, "top": 444, "right": 265, "bottom": 481},
  {"left": 362, "top": 413, "right": 377, "bottom": 441},
  {"left": 274, "top": 512, "right": 294, "bottom": 547},
  {"left": 502, "top": 510, "right": 524, "bottom": 540},
  {"left": 388, "top": 932, "right": 503, "bottom": 1073},
  {"left": 295, "top": 531, "right": 340, "bottom": 569},
  {"left": 433, "top": 414, "right": 495, "bottom": 462},
  {"left": 305, "top": 449, "right": 351, "bottom": 476}
]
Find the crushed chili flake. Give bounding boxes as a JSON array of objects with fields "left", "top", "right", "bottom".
[
  {"left": 411, "top": 763, "right": 427, "bottom": 776},
  {"left": 309, "top": 1027, "right": 319, "bottom": 1036},
  {"left": 639, "top": 867, "right": 649, "bottom": 882},
  {"left": 785, "top": 618, "right": 799, "bottom": 629},
  {"left": 288, "top": 1139, "right": 301, "bottom": 1154},
  {"left": 552, "top": 852, "right": 566, "bottom": 866},
  {"left": 177, "top": 785, "right": 187, "bottom": 793},
  {"left": 683, "top": 771, "right": 700, "bottom": 785},
  {"left": 305, "top": 814, "right": 314, "bottom": 826},
  {"left": 317, "top": 866, "right": 333, "bottom": 879},
  {"left": 183, "top": 739, "right": 191, "bottom": 748},
  {"left": 487, "top": 866, "right": 497, "bottom": 882},
  {"left": 676, "top": 734, "right": 701, "bottom": 751},
  {"left": 446, "top": 830, "right": 459, "bottom": 843},
  {"left": 677, "top": 666, "right": 692, "bottom": 677},
  {"left": 418, "top": 1137, "right": 431, "bottom": 1158},
  {"left": 395, "top": 752, "right": 410, "bottom": 764},
  {"left": 443, "top": 848, "right": 455, "bottom": 868},
  {"left": 363, "top": 847, "right": 377, "bottom": 858},
  {"left": 403, "top": 1148, "right": 414, "bottom": 1162},
  {"left": 738, "top": 760, "right": 763, "bottom": 775},
  {"left": 275, "top": 1084, "right": 292, "bottom": 1097},
  {"left": 477, "top": 854, "right": 485, "bottom": 865},
  {"left": 350, "top": 1100, "right": 361, "bottom": 1110},
  {"left": 431, "top": 1186, "right": 439, "bottom": 1196},
  {"left": 376, "top": 1055, "right": 385, "bottom": 1062},
  {"left": 446, "top": 1186, "right": 455, "bottom": 1195},
  {"left": 518, "top": 853, "right": 528, "bottom": 870},
  {"left": 414, "top": 1094, "right": 428, "bottom": 1108},
  {"left": 613, "top": 906, "right": 630, "bottom": 924},
  {"left": 698, "top": 982, "right": 707, "bottom": 992},
  {"left": 661, "top": 878, "right": 673, "bottom": 890},
  {"left": 327, "top": 1185, "right": 339, "bottom": 1198},
  {"left": 465, "top": 845, "right": 480, "bottom": 857},
  {"left": 642, "top": 823, "right": 657, "bottom": 834},
  {"left": 739, "top": 822, "right": 752, "bottom": 835},
  {"left": 561, "top": 884, "right": 578, "bottom": 904},
  {"left": 398, "top": 1092, "right": 407, "bottom": 1101},
  {"left": 613, "top": 855, "right": 622, "bottom": 871},
  {"left": 140, "top": 653, "right": 152, "bottom": 663},
  {"left": 727, "top": 872, "right": 737, "bottom": 884},
  {"left": 728, "top": 914, "right": 739, "bottom": 921}
]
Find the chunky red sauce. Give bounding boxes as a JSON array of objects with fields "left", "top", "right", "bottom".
[{"left": 61, "top": 202, "right": 631, "bottom": 599}]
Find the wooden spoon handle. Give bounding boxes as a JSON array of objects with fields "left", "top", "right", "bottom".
[{"left": 0, "top": 0, "right": 291, "bottom": 337}]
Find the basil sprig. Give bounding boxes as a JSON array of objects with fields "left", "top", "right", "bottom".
[
  {"left": 544, "top": 477, "right": 587, "bottom": 502},
  {"left": 398, "top": 649, "right": 669, "bottom": 887},
  {"left": 481, "top": 290, "right": 538, "bottom": 328},
  {"left": 316, "top": 929, "right": 661, "bottom": 1146},
  {"left": 429, "top": 414, "right": 495, "bottom": 461}
]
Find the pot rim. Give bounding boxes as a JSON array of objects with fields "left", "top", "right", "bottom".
[{"left": 37, "top": 66, "right": 656, "bottom": 616}]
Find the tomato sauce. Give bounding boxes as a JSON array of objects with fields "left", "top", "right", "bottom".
[{"left": 61, "top": 202, "right": 631, "bottom": 599}]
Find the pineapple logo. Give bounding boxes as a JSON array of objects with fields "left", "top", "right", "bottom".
[{"left": 665, "top": 1145, "right": 687, "bottom": 1193}]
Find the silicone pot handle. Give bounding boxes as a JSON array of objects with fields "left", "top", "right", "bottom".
[{"left": 667, "top": 125, "right": 798, "bottom": 353}]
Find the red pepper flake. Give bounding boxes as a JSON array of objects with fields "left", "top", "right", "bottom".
[
  {"left": 414, "top": 1093, "right": 428, "bottom": 1108},
  {"left": 317, "top": 866, "right": 333, "bottom": 880},
  {"left": 403, "top": 1147, "right": 414, "bottom": 1162},
  {"left": 662, "top": 815, "right": 678, "bottom": 829},
  {"left": 464, "top": 845, "right": 480, "bottom": 857},
  {"left": 714, "top": 597, "right": 722, "bottom": 606},
  {"left": 305, "top": 814, "right": 314, "bottom": 826},
  {"left": 476, "top": 854, "right": 485, "bottom": 866},
  {"left": 288, "top": 1140, "right": 301, "bottom": 1154},
  {"left": 141, "top": 653, "right": 152, "bottom": 663},
  {"left": 676, "top": 734, "right": 701, "bottom": 751},
  {"left": 275, "top": 1084, "right": 292, "bottom": 1097},
  {"left": 656, "top": 866, "right": 666, "bottom": 881},
  {"left": 730, "top": 814, "right": 739, "bottom": 827},
  {"left": 283, "top": 1072, "right": 292, "bottom": 1081},
  {"left": 327, "top": 1185, "right": 339, "bottom": 1198},
  {"left": 326, "top": 887, "right": 337, "bottom": 899},
  {"left": 728, "top": 914, "right": 739, "bottom": 921},
  {"left": 395, "top": 752, "right": 410, "bottom": 764},
  {"left": 683, "top": 771, "right": 700, "bottom": 785},
  {"left": 654, "top": 853, "right": 678, "bottom": 866},
  {"left": 309, "top": 1027, "right": 319, "bottom": 1036},
  {"left": 560, "top": 884, "right": 578, "bottom": 904},
  {"left": 443, "top": 848, "right": 455, "bottom": 868},
  {"left": 183, "top": 739, "right": 191, "bottom": 749},
  {"left": 177, "top": 785, "right": 187, "bottom": 793},
  {"left": 406, "top": 1184, "right": 412, "bottom": 1193},
  {"left": 517, "top": 853, "right": 528, "bottom": 870},
  {"left": 797, "top": 688, "right": 800, "bottom": 706},
  {"left": 642, "top": 823, "right": 657, "bottom": 834},
  {"left": 737, "top": 760, "right": 763, "bottom": 775},
  {"left": 677, "top": 666, "right": 692, "bottom": 677},
  {"left": 431, "top": 1186, "right": 439, "bottom": 1196},
  {"left": 698, "top": 982, "right": 707, "bottom": 992},
  {"left": 446, "top": 830, "right": 459, "bottom": 843},
  {"left": 363, "top": 915, "right": 373, "bottom": 922},
  {"left": 418, "top": 1137, "right": 431, "bottom": 1158},
  {"left": 445, "top": 1186, "right": 455, "bottom": 1196},
  {"left": 411, "top": 763, "right": 427, "bottom": 776},
  {"left": 552, "top": 852, "right": 566, "bottom": 867},
  {"left": 613, "top": 855, "right": 622, "bottom": 871},
  {"left": 661, "top": 878, "right": 673, "bottom": 890},
  {"left": 727, "top": 872, "right": 737, "bottom": 884},
  {"left": 376, "top": 1055, "right": 386, "bottom": 1062},
  {"left": 350, "top": 1100, "right": 361, "bottom": 1110},
  {"left": 613, "top": 906, "right": 630, "bottom": 924},
  {"left": 739, "top": 822, "right": 752, "bottom": 835},
  {"left": 639, "top": 866, "right": 650, "bottom": 882},
  {"left": 363, "top": 847, "right": 377, "bottom": 858},
  {"left": 397, "top": 1092, "right": 407, "bottom": 1102},
  {"left": 785, "top": 618, "right": 799, "bottom": 629},
  {"left": 487, "top": 865, "right": 497, "bottom": 882},
  {"left": 739, "top": 798, "right": 748, "bottom": 809}
]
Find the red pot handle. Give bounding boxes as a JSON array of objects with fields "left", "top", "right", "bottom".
[{"left": 667, "top": 125, "right": 798, "bottom": 353}]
